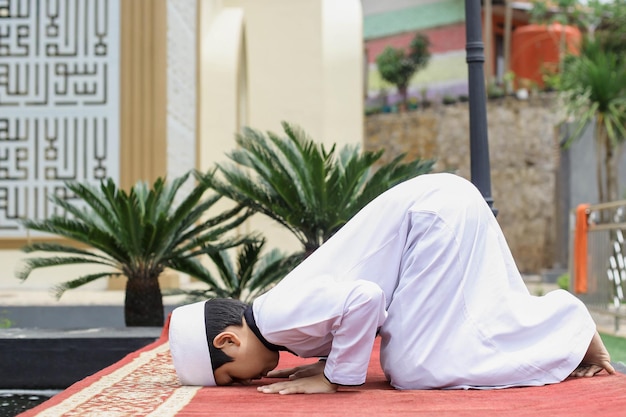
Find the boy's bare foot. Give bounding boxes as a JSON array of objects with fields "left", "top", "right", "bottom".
[{"left": 569, "top": 330, "right": 616, "bottom": 378}]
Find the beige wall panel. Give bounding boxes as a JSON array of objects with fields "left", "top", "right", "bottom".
[
  {"left": 199, "top": 0, "right": 364, "bottom": 160},
  {"left": 3, "top": 250, "right": 110, "bottom": 291},
  {"left": 197, "top": 6, "right": 245, "bottom": 172},
  {"left": 322, "top": 0, "right": 364, "bottom": 145},
  {"left": 221, "top": 0, "right": 364, "bottom": 145},
  {"left": 227, "top": 0, "right": 325, "bottom": 138}
]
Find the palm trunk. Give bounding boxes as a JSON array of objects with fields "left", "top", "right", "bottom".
[
  {"left": 602, "top": 124, "right": 618, "bottom": 203},
  {"left": 398, "top": 85, "right": 408, "bottom": 112},
  {"left": 303, "top": 243, "right": 319, "bottom": 259},
  {"left": 124, "top": 273, "right": 164, "bottom": 327}
]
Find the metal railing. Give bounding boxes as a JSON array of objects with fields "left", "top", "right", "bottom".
[{"left": 571, "top": 200, "right": 626, "bottom": 331}]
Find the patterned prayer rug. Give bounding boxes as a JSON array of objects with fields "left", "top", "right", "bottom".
[{"left": 19, "top": 322, "right": 626, "bottom": 417}]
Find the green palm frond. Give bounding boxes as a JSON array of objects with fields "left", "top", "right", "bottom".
[
  {"left": 17, "top": 255, "right": 116, "bottom": 282},
  {"left": 51, "top": 272, "right": 115, "bottom": 299},
  {"left": 352, "top": 153, "right": 435, "bottom": 212},
  {"left": 242, "top": 247, "right": 303, "bottom": 301},
  {"left": 213, "top": 248, "right": 239, "bottom": 294},
  {"left": 59, "top": 181, "right": 121, "bottom": 233},
  {"left": 174, "top": 210, "right": 253, "bottom": 258},
  {"left": 199, "top": 164, "right": 305, "bottom": 241},
  {"left": 21, "top": 217, "right": 128, "bottom": 262},
  {"left": 277, "top": 124, "right": 332, "bottom": 207},
  {"left": 175, "top": 203, "right": 248, "bottom": 245},
  {"left": 166, "top": 257, "right": 232, "bottom": 299},
  {"left": 21, "top": 242, "right": 103, "bottom": 257}
]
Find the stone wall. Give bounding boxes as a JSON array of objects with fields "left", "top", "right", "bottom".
[{"left": 365, "top": 94, "right": 563, "bottom": 273}]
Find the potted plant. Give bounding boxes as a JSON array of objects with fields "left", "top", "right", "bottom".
[
  {"left": 197, "top": 122, "right": 434, "bottom": 257},
  {"left": 17, "top": 172, "right": 251, "bottom": 326}
]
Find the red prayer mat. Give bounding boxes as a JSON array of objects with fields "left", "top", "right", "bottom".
[{"left": 19, "top": 322, "right": 626, "bottom": 417}]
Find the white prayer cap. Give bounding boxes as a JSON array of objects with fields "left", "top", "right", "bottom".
[{"left": 169, "top": 301, "right": 216, "bottom": 386}]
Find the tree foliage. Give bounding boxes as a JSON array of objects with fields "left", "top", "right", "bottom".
[
  {"left": 375, "top": 33, "right": 431, "bottom": 110},
  {"left": 529, "top": 0, "right": 587, "bottom": 26},
  {"left": 591, "top": 0, "right": 626, "bottom": 56}
]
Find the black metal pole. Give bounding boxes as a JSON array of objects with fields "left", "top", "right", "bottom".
[{"left": 465, "top": 0, "right": 497, "bottom": 215}]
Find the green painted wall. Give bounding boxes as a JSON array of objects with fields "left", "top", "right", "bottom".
[
  {"left": 363, "top": 0, "right": 466, "bottom": 40},
  {"left": 368, "top": 53, "right": 467, "bottom": 91}
]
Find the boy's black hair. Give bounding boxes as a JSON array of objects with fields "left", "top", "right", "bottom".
[{"left": 204, "top": 298, "right": 248, "bottom": 371}]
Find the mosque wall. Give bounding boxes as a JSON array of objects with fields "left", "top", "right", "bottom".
[{"left": 0, "top": 0, "right": 365, "bottom": 291}]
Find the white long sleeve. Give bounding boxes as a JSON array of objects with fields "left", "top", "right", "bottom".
[{"left": 253, "top": 276, "right": 387, "bottom": 386}]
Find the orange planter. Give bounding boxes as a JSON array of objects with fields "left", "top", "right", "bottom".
[{"left": 511, "top": 23, "right": 581, "bottom": 88}]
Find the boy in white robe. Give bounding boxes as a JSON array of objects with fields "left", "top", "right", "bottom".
[{"left": 169, "top": 173, "right": 615, "bottom": 394}]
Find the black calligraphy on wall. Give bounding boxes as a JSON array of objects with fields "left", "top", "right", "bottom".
[{"left": 0, "top": 0, "right": 120, "bottom": 238}]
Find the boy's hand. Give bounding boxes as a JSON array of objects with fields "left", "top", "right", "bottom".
[
  {"left": 257, "top": 373, "right": 338, "bottom": 394},
  {"left": 265, "top": 360, "right": 325, "bottom": 380}
]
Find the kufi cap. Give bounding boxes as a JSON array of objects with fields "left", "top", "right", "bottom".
[{"left": 169, "top": 301, "right": 216, "bottom": 386}]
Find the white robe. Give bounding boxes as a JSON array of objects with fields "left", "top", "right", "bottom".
[{"left": 252, "top": 173, "right": 594, "bottom": 389}]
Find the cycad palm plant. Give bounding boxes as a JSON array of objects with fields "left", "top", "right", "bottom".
[
  {"left": 171, "top": 239, "right": 302, "bottom": 303},
  {"left": 197, "top": 122, "right": 434, "bottom": 256},
  {"left": 560, "top": 38, "right": 626, "bottom": 203},
  {"left": 18, "top": 173, "right": 251, "bottom": 326}
]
